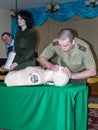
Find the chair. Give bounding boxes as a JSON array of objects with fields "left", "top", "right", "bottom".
[
  {"left": 0, "top": 67, "right": 9, "bottom": 81},
  {"left": 0, "top": 58, "right": 8, "bottom": 81},
  {"left": 87, "top": 77, "right": 98, "bottom": 108}
]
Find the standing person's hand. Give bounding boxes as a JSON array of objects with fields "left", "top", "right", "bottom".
[{"left": 10, "top": 62, "right": 18, "bottom": 70}]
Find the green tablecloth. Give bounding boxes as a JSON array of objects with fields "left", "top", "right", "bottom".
[{"left": 0, "top": 83, "right": 88, "bottom": 130}]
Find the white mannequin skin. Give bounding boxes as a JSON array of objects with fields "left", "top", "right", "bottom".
[{"left": 4, "top": 66, "right": 69, "bottom": 87}]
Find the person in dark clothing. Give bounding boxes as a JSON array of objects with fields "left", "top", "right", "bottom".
[{"left": 10, "top": 10, "right": 38, "bottom": 70}]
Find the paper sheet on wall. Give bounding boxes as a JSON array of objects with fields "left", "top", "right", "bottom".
[{"left": 4, "top": 52, "right": 16, "bottom": 70}]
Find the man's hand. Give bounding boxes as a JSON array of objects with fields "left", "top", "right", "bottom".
[{"left": 49, "top": 64, "right": 59, "bottom": 71}]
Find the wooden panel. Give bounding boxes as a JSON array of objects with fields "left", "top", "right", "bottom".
[
  {"left": 87, "top": 77, "right": 98, "bottom": 96},
  {"left": 87, "top": 83, "right": 98, "bottom": 96},
  {"left": 88, "top": 103, "right": 98, "bottom": 108}
]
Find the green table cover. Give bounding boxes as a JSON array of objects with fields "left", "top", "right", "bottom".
[{"left": 0, "top": 83, "right": 88, "bottom": 130}]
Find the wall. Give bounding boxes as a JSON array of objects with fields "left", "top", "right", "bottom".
[
  {"left": 0, "top": 8, "right": 98, "bottom": 67},
  {"left": 0, "top": 8, "right": 11, "bottom": 58}
]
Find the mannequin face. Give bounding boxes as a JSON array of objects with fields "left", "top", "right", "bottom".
[
  {"left": 58, "top": 37, "right": 75, "bottom": 52},
  {"left": 1, "top": 34, "right": 12, "bottom": 45}
]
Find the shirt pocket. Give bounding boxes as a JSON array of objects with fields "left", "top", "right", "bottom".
[{"left": 70, "top": 54, "right": 83, "bottom": 66}]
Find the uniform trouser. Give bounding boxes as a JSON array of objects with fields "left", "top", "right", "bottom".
[{"left": 68, "top": 79, "right": 87, "bottom": 85}]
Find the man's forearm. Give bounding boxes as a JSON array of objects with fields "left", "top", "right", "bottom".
[
  {"left": 72, "top": 68, "right": 96, "bottom": 79},
  {"left": 37, "top": 56, "right": 53, "bottom": 69}
]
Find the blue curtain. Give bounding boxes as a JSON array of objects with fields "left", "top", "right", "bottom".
[{"left": 12, "top": 0, "right": 98, "bottom": 37}]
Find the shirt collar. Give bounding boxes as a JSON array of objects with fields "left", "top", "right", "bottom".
[{"left": 6, "top": 39, "right": 14, "bottom": 48}]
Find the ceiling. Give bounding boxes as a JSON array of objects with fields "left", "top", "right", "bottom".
[{"left": 0, "top": 0, "right": 78, "bottom": 10}]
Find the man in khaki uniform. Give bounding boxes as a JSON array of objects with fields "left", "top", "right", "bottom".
[{"left": 37, "top": 28, "right": 96, "bottom": 84}]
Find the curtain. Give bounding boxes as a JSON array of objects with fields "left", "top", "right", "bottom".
[{"left": 12, "top": 0, "right": 98, "bottom": 37}]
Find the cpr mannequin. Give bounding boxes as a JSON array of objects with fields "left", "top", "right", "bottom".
[{"left": 4, "top": 66, "right": 69, "bottom": 87}]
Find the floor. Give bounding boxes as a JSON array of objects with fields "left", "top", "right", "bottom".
[{"left": 88, "top": 97, "right": 98, "bottom": 130}]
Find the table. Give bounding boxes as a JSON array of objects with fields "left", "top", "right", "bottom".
[{"left": 0, "top": 83, "right": 88, "bottom": 130}]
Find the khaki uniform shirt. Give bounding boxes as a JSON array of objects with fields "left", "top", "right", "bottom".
[{"left": 41, "top": 37, "right": 96, "bottom": 73}]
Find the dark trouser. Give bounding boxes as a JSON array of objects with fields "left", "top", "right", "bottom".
[{"left": 68, "top": 79, "right": 87, "bottom": 85}]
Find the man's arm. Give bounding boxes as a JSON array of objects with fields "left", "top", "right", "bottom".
[
  {"left": 62, "top": 67, "right": 97, "bottom": 79},
  {"left": 37, "top": 56, "right": 97, "bottom": 79},
  {"left": 72, "top": 68, "right": 97, "bottom": 79},
  {"left": 37, "top": 56, "right": 59, "bottom": 71}
]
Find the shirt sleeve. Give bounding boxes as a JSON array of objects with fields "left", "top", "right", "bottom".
[
  {"left": 83, "top": 46, "right": 96, "bottom": 69},
  {"left": 40, "top": 43, "right": 56, "bottom": 60}
]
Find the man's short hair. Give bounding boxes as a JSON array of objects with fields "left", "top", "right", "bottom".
[
  {"left": 1, "top": 32, "right": 13, "bottom": 38},
  {"left": 58, "top": 28, "right": 75, "bottom": 42}
]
